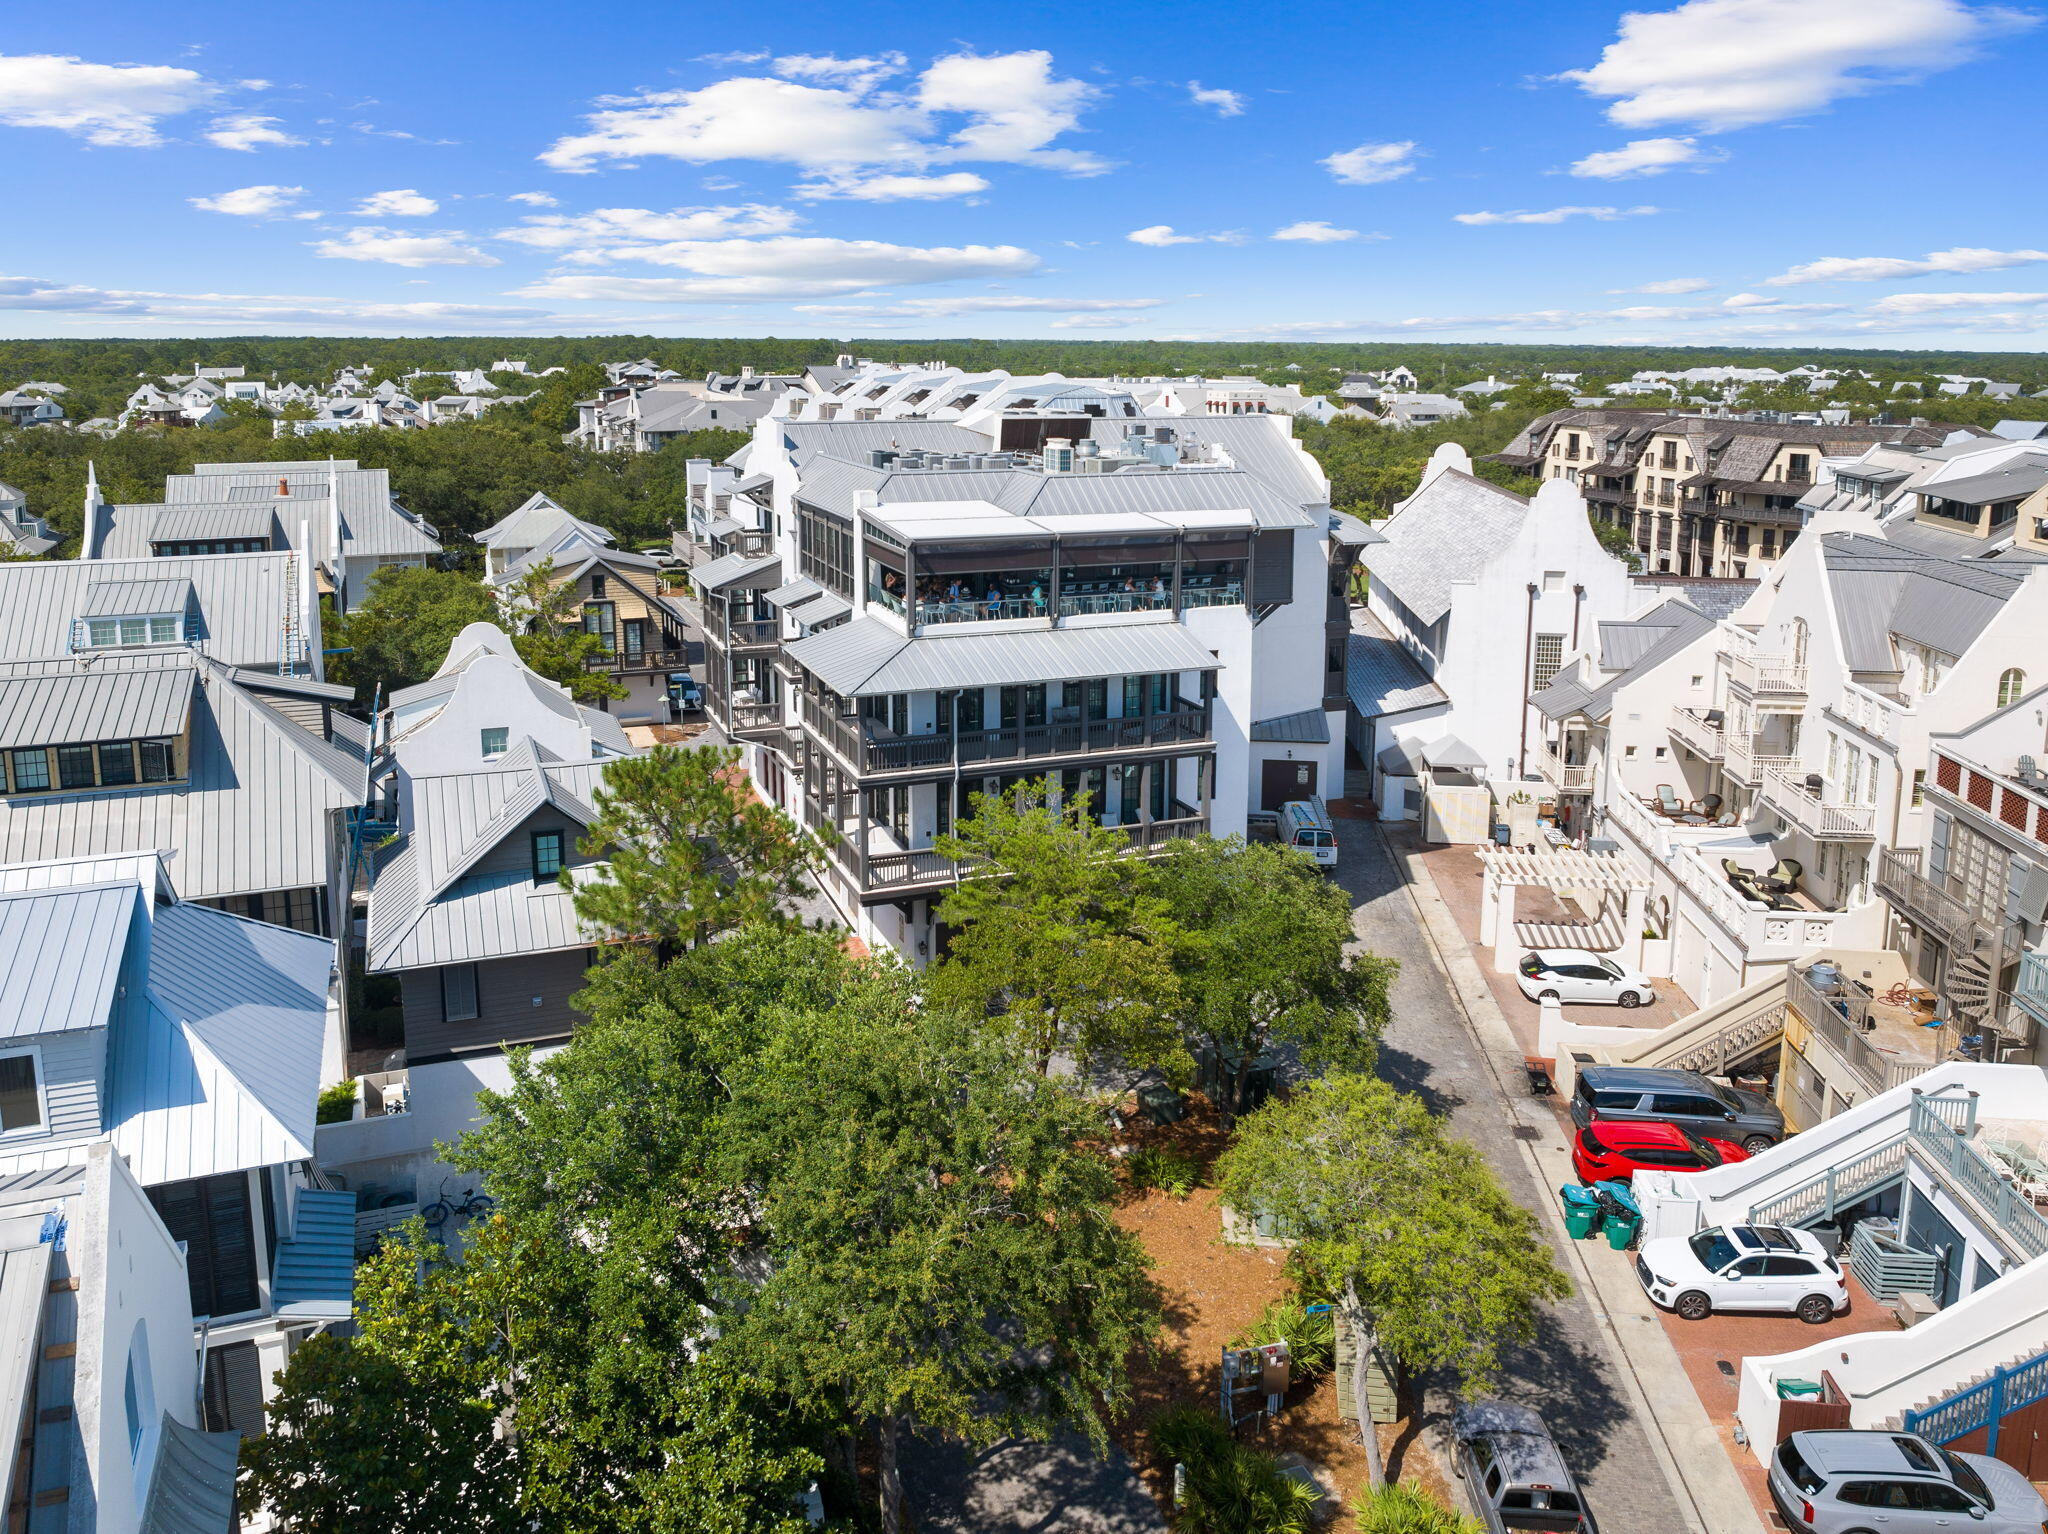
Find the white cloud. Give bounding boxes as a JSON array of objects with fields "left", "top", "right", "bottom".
[
  {"left": 310, "top": 227, "right": 500, "bottom": 267},
  {"left": 541, "top": 50, "right": 1107, "bottom": 179},
  {"left": 0, "top": 272, "right": 557, "bottom": 329},
  {"left": 1610, "top": 276, "right": 1716, "bottom": 294},
  {"left": 496, "top": 204, "right": 803, "bottom": 250},
  {"left": 1050, "top": 315, "right": 1136, "bottom": 329},
  {"left": 1561, "top": 0, "right": 2034, "bottom": 132},
  {"left": 1126, "top": 225, "right": 1244, "bottom": 247},
  {"left": 793, "top": 296, "right": 1165, "bottom": 319},
  {"left": 516, "top": 236, "right": 1039, "bottom": 301},
  {"left": 1271, "top": 221, "right": 1361, "bottom": 243},
  {"left": 793, "top": 171, "right": 989, "bottom": 201},
  {"left": 1320, "top": 141, "right": 1418, "bottom": 185},
  {"left": 1454, "top": 204, "right": 1659, "bottom": 225},
  {"left": 352, "top": 188, "right": 439, "bottom": 217},
  {"left": 771, "top": 53, "right": 907, "bottom": 91},
  {"left": 1867, "top": 290, "right": 2048, "bottom": 316},
  {"left": 1763, "top": 246, "right": 2048, "bottom": 284},
  {"left": 205, "top": 113, "right": 303, "bottom": 151},
  {"left": 1569, "top": 136, "right": 1725, "bottom": 178},
  {"left": 0, "top": 52, "right": 221, "bottom": 146},
  {"left": 1187, "top": 81, "right": 1245, "bottom": 117},
  {"left": 506, "top": 191, "right": 558, "bottom": 206},
  {"left": 189, "top": 184, "right": 305, "bottom": 217}
]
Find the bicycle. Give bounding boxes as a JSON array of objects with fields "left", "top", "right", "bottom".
[{"left": 420, "top": 1181, "right": 496, "bottom": 1228}]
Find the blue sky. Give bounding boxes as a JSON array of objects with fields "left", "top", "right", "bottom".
[{"left": 5, "top": 0, "right": 2048, "bottom": 346}]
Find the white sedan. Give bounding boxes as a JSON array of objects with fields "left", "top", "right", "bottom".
[
  {"left": 1636, "top": 1224, "right": 1849, "bottom": 1324},
  {"left": 1516, "top": 948, "right": 1656, "bottom": 1008}
]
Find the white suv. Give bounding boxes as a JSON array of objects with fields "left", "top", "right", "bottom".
[
  {"left": 1516, "top": 948, "right": 1656, "bottom": 1008},
  {"left": 1635, "top": 1223, "right": 1848, "bottom": 1324}
]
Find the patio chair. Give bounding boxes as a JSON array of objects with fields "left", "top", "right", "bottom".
[
  {"left": 1690, "top": 793, "right": 1724, "bottom": 818},
  {"left": 1987, "top": 1139, "right": 2048, "bottom": 1203},
  {"left": 1711, "top": 809, "right": 1740, "bottom": 827},
  {"left": 1762, "top": 858, "right": 1804, "bottom": 894},
  {"left": 1654, "top": 784, "right": 1685, "bottom": 817},
  {"left": 1722, "top": 859, "right": 1769, "bottom": 904}
]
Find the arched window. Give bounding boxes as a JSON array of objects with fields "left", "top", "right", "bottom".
[
  {"left": 1790, "top": 618, "right": 1810, "bottom": 668},
  {"left": 2000, "top": 668, "right": 2027, "bottom": 709}
]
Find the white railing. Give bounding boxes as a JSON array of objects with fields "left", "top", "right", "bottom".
[
  {"left": 1761, "top": 766, "right": 1877, "bottom": 839},
  {"left": 1827, "top": 681, "right": 1909, "bottom": 745},
  {"left": 1667, "top": 705, "right": 1724, "bottom": 760},
  {"left": 1722, "top": 732, "right": 1796, "bottom": 786},
  {"left": 1608, "top": 795, "right": 1849, "bottom": 957},
  {"left": 1724, "top": 647, "right": 1809, "bottom": 696},
  {"left": 1541, "top": 744, "right": 1596, "bottom": 793}
]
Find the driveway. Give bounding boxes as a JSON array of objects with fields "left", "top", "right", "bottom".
[
  {"left": 902, "top": 1431, "right": 1165, "bottom": 1533},
  {"left": 1338, "top": 822, "right": 1703, "bottom": 1533}
]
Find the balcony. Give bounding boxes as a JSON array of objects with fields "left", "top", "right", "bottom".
[
  {"left": 2016, "top": 949, "right": 2048, "bottom": 1027},
  {"left": 1723, "top": 646, "right": 1808, "bottom": 698},
  {"left": 1722, "top": 731, "right": 1797, "bottom": 787},
  {"left": 1668, "top": 705, "right": 1724, "bottom": 760},
  {"left": 1825, "top": 682, "right": 1909, "bottom": 745},
  {"left": 821, "top": 805, "right": 1210, "bottom": 898},
  {"left": 801, "top": 693, "right": 1212, "bottom": 777},
  {"left": 1760, "top": 766, "right": 1876, "bottom": 840},
  {"left": 1786, "top": 965, "right": 1940, "bottom": 1101},
  {"left": 703, "top": 613, "right": 780, "bottom": 652},
  {"left": 584, "top": 645, "right": 690, "bottom": 674},
  {"left": 1605, "top": 792, "right": 1856, "bottom": 961},
  {"left": 1875, "top": 848, "right": 1986, "bottom": 947},
  {"left": 1540, "top": 743, "right": 1596, "bottom": 793}
]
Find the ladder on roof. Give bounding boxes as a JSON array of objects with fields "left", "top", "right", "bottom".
[{"left": 280, "top": 550, "right": 302, "bottom": 676}]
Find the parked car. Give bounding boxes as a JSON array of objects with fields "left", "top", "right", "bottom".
[
  {"left": 1515, "top": 949, "right": 1655, "bottom": 1008},
  {"left": 1571, "top": 1120, "right": 1747, "bottom": 1184},
  {"left": 1770, "top": 1429, "right": 2048, "bottom": 1532},
  {"left": 1570, "top": 1064, "right": 1785, "bottom": 1154},
  {"left": 1634, "top": 1223, "right": 1847, "bottom": 1324},
  {"left": 667, "top": 671, "right": 703, "bottom": 714},
  {"left": 1451, "top": 1400, "right": 1598, "bottom": 1532}
]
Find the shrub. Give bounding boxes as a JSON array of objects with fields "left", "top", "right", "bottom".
[
  {"left": 316, "top": 1080, "right": 359, "bottom": 1125},
  {"left": 1353, "top": 1482, "right": 1483, "bottom": 1533},
  {"left": 1125, "top": 1145, "right": 1205, "bottom": 1199},
  {"left": 1153, "top": 1407, "right": 1323, "bottom": 1534},
  {"left": 1229, "top": 1295, "right": 1337, "bottom": 1381}
]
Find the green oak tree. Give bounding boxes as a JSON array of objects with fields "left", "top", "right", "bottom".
[
  {"left": 1149, "top": 837, "right": 1393, "bottom": 1124},
  {"left": 1217, "top": 1074, "right": 1572, "bottom": 1486},
  {"left": 329, "top": 564, "right": 495, "bottom": 699},
  {"left": 929, "top": 777, "right": 1187, "bottom": 1080}
]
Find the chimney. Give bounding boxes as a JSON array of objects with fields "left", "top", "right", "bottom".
[{"left": 277, "top": 476, "right": 291, "bottom": 497}]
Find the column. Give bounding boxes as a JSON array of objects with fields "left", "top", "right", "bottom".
[
  {"left": 1493, "top": 882, "right": 1521, "bottom": 974},
  {"left": 1620, "top": 885, "right": 1648, "bottom": 972}
]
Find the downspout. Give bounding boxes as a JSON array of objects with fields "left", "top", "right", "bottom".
[{"left": 1517, "top": 582, "right": 1538, "bottom": 778}]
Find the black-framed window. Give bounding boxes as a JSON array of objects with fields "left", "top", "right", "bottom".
[
  {"left": 7, "top": 748, "right": 48, "bottom": 792},
  {"left": 96, "top": 741, "right": 136, "bottom": 786},
  {"left": 441, "top": 963, "right": 480, "bottom": 1022},
  {"left": 5, "top": 737, "right": 179, "bottom": 795},
  {"left": 532, "top": 829, "right": 565, "bottom": 883},
  {"left": 798, "top": 504, "right": 855, "bottom": 597},
  {"left": 56, "top": 745, "right": 95, "bottom": 790},
  {"left": 0, "top": 1052, "right": 41, "bottom": 1133}
]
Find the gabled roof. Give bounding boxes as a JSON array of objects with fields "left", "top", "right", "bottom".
[
  {"left": 474, "top": 491, "right": 615, "bottom": 551},
  {"left": 81, "top": 577, "right": 194, "bottom": 617},
  {"left": 1917, "top": 462, "right": 2048, "bottom": 506},
  {"left": 1361, "top": 470, "right": 1530, "bottom": 625},
  {"left": 160, "top": 462, "right": 440, "bottom": 563},
  {"left": 0, "top": 553, "right": 303, "bottom": 672},
  {"left": 1821, "top": 534, "right": 2032, "bottom": 668},
  {"left": 0, "top": 882, "right": 138, "bottom": 1038},
  {"left": 0, "top": 655, "right": 363, "bottom": 903},
  {"left": 1249, "top": 709, "right": 1330, "bottom": 744},
  {"left": 366, "top": 756, "right": 610, "bottom": 971}
]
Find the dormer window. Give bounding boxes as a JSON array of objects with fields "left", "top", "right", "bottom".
[
  {"left": 0, "top": 1051, "right": 43, "bottom": 1134},
  {"left": 5, "top": 738, "right": 178, "bottom": 795},
  {"left": 531, "top": 830, "right": 565, "bottom": 884},
  {"left": 82, "top": 614, "right": 183, "bottom": 648}
]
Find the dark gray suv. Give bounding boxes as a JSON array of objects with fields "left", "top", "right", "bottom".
[{"left": 1571, "top": 1066, "right": 1784, "bottom": 1155}]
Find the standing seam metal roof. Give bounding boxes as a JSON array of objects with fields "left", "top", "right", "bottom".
[
  {"left": 783, "top": 615, "right": 1221, "bottom": 697},
  {"left": 0, "top": 553, "right": 302, "bottom": 672},
  {"left": 0, "top": 658, "right": 195, "bottom": 749},
  {"left": 0, "top": 882, "right": 137, "bottom": 1037}
]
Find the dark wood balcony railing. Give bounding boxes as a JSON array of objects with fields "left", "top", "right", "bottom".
[
  {"left": 823, "top": 804, "right": 1210, "bottom": 896},
  {"left": 583, "top": 646, "right": 689, "bottom": 673},
  {"left": 800, "top": 694, "right": 1212, "bottom": 776}
]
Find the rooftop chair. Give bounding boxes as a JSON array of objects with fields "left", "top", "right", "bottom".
[
  {"left": 1654, "top": 784, "right": 1684, "bottom": 818},
  {"left": 1690, "top": 793, "right": 1724, "bottom": 818},
  {"left": 1722, "top": 858, "right": 1770, "bottom": 904},
  {"left": 1763, "top": 858, "right": 1803, "bottom": 894}
]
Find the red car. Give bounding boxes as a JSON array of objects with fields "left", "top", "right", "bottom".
[{"left": 1572, "top": 1119, "right": 1747, "bottom": 1183}]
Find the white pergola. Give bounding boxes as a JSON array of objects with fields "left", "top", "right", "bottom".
[{"left": 1475, "top": 847, "right": 1653, "bottom": 974}]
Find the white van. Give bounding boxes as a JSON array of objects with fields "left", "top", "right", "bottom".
[{"left": 1278, "top": 797, "right": 1338, "bottom": 868}]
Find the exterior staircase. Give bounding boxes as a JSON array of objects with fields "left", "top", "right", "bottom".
[
  {"left": 1888, "top": 1348, "right": 2048, "bottom": 1448},
  {"left": 1594, "top": 971, "right": 1789, "bottom": 1078}
]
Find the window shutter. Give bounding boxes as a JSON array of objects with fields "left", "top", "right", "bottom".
[
  {"left": 1928, "top": 812, "right": 1951, "bottom": 880},
  {"left": 1249, "top": 531, "right": 1294, "bottom": 606}
]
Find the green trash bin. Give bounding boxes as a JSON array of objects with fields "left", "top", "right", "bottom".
[
  {"left": 1604, "top": 1212, "right": 1642, "bottom": 1250},
  {"left": 1559, "top": 1185, "right": 1602, "bottom": 1240}
]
